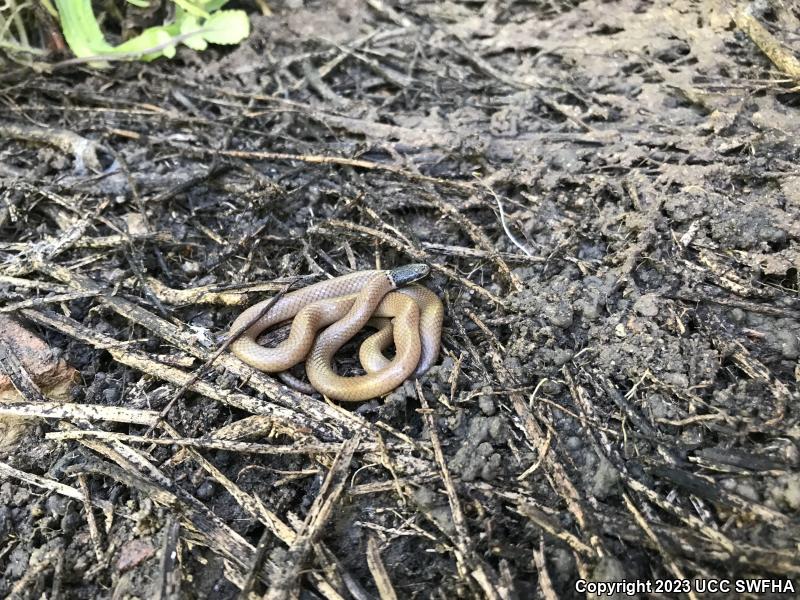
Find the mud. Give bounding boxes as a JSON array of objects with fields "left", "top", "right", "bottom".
[{"left": 1, "top": 0, "right": 799, "bottom": 598}]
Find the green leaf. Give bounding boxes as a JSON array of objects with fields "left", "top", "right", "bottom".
[
  {"left": 54, "top": 0, "right": 251, "bottom": 65},
  {"left": 172, "top": 0, "right": 210, "bottom": 19},
  {"left": 54, "top": 0, "right": 113, "bottom": 57},
  {"left": 202, "top": 0, "right": 230, "bottom": 11},
  {"left": 116, "top": 27, "right": 178, "bottom": 60},
  {"left": 178, "top": 15, "right": 208, "bottom": 51},
  {"left": 200, "top": 10, "right": 250, "bottom": 45}
]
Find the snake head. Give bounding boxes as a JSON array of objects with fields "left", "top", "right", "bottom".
[{"left": 389, "top": 263, "right": 430, "bottom": 287}]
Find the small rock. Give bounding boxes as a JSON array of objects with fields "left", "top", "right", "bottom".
[
  {"left": 552, "top": 349, "right": 573, "bottom": 366},
  {"left": 477, "top": 442, "right": 494, "bottom": 457},
  {"left": 588, "top": 557, "right": 628, "bottom": 600},
  {"left": 481, "top": 454, "right": 502, "bottom": 481},
  {"left": 662, "top": 372, "right": 689, "bottom": 388},
  {"left": 181, "top": 261, "right": 201, "bottom": 275},
  {"left": 123, "top": 212, "right": 148, "bottom": 236},
  {"left": 30, "top": 502, "right": 45, "bottom": 519},
  {"left": 579, "top": 292, "right": 604, "bottom": 321},
  {"left": 0, "top": 316, "right": 78, "bottom": 455},
  {"left": 633, "top": 293, "right": 659, "bottom": 317},
  {"left": 544, "top": 301, "right": 574, "bottom": 329},
  {"left": 196, "top": 480, "right": 215, "bottom": 500},
  {"left": 487, "top": 417, "right": 506, "bottom": 441},
  {"left": 60, "top": 509, "right": 81, "bottom": 535},
  {"left": 116, "top": 539, "right": 156, "bottom": 573},
  {"left": 776, "top": 331, "right": 799, "bottom": 360},
  {"left": 730, "top": 308, "right": 746, "bottom": 323},
  {"left": 102, "top": 386, "right": 120, "bottom": 403},
  {"left": 478, "top": 394, "right": 496, "bottom": 416},
  {"left": 591, "top": 456, "right": 620, "bottom": 499},
  {"left": 784, "top": 476, "right": 800, "bottom": 510},
  {"left": 0, "top": 316, "right": 78, "bottom": 393},
  {"left": 540, "top": 380, "right": 563, "bottom": 395},
  {"left": 466, "top": 417, "right": 490, "bottom": 445},
  {"left": 45, "top": 494, "right": 70, "bottom": 517},
  {"left": 412, "top": 486, "right": 437, "bottom": 509}
]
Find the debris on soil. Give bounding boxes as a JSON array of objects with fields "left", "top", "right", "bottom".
[
  {"left": 0, "top": 315, "right": 78, "bottom": 455},
  {"left": 1, "top": 0, "right": 799, "bottom": 598}
]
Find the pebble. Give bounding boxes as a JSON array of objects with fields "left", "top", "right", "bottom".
[
  {"left": 477, "top": 442, "right": 494, "bottom": 457},
  {"left": 478, "top": 394, "right": 496, "bottom": 416},
  {"left": 776, "top": 331, "right": 799, "bottom": 360},
  {"left": 196, "top": 481, "right": 215, "bottom": 500},
  {"left": 544, "top": 301, "right": 574, "bottom": 328},
  {"left": 103, "top": 386, "right": 120, "bottom": 403},
  {"left": 46, "top": 494, "right": 69, "bottom": 517},
  {"left": 60, "top": 510, "right": 81, "bottom": 535},
  {"left": 633, "top": 293, "right": 659, "bottom": 317},
  {"left": 481, "top": 454, "right": 502, "bottom": 481}
]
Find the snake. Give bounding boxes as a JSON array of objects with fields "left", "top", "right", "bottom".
[{"left": 228, "top": 264, "right": 444, "bottom": 402}]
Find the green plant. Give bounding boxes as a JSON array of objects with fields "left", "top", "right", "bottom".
[
  {"left": 54, "top": 0, "right": 250, "bottom": 64},
  {"left": 0, "top": 0, "right": 46, "bottom": 58}
]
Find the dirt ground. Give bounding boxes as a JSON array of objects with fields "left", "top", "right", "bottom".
[{"left": 1, "top": 0, "right": 799, "bottom": 598}]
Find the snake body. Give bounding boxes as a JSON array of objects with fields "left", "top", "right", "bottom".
[{"left": 229, "top": 265, "right": 443, "bottom": 401}]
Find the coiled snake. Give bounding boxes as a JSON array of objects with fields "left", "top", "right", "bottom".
[{"left": 229, "top": 264, "right": 443, "bottom": 401}]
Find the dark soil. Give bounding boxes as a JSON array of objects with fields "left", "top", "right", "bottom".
[{"left": 1, "top": 0, "right": 799, "bottom": 598}]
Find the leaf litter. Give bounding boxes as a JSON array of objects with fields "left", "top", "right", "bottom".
[{"left": 0, "top": 0, "right": 799, "bottom": 597}]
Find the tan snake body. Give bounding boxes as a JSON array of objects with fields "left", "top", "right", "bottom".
[{"left": 229, "top": 265, "right": 443, "bottom": 402}]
